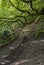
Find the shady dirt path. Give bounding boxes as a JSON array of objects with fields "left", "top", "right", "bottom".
[
  {"left": 0, "top": 31, "right": 24, "bottom": 59},
  {"left": 0, "top": 22, "right": 36, "bottom": 59},
  {"left": 0, "top": 22, "right": 44, "bottom": 65}
]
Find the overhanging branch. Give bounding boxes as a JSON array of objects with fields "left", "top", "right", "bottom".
[
  {"left": 23, "top": 0, "right": 38, "bottom": 14},
  {"left": 9, "top": 0, "right": 30, "bottom": 15}
]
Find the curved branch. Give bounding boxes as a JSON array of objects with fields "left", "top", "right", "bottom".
[
  {"left": 15, "top": 16, "right": 28, "bottom": 23},
  {"left": 9, "top": 0, "right": 30, "bottom": 15},
  {"left": 23, "top": 0, "right": 38, "bottom": 14},
  {"left": 30, "top": 0, "right": 38, "bottom": 14},
  {"left": 0, "top": 15, "right": 28, "bottom": 25}
]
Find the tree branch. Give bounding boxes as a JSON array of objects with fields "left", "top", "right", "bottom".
[
  {"left": 30, "top": 0, "right": 38, "bottom": 14},
  {"left": 0, "top": 15, "right": 28, "bottom": 25},
  {"left": 23, "top": 0, "right": 38, "bottom": 14},
  {"left": 9, "top": 0, "right": 30, "bottom": 15}
]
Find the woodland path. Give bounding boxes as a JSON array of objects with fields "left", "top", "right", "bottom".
[{"left": 0, "top": 22, "right": 44, "bottom": 65}]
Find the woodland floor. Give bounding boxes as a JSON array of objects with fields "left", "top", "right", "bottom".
[{"left": 0, "top": 22, "right": 44, "bottom": 65}]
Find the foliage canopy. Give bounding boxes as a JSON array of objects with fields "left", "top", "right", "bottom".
[{"left": 0, "top": 0, "right": 44, "bottom": 46}]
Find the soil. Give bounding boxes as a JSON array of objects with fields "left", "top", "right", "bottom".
[{"left": 0, "top": 22, "right": 44, "bottom": 65}]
